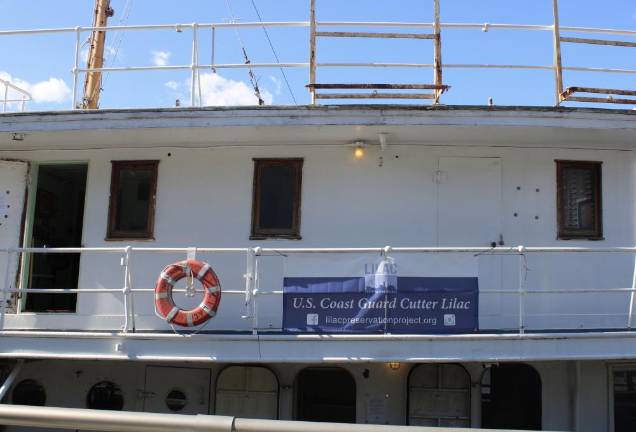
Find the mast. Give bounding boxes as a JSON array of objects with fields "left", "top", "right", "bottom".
[{"left": 82, "top": 0, "right": 114, "bottom": 109}]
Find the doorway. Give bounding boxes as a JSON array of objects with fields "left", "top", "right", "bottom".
[
  {"left": 481, "top": 363, "right": 542, "bottom": 430},
  {"left": 295, "top": 367, "right": 356, "bottom": 423},
  {"left": 24, "top": 164, "right": 87, "bottom": 312},
  {"left": 436, "top": 156, "right": 504, "bottom": 318}
]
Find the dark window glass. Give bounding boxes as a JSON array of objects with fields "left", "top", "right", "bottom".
[
  {"left": 12, "top": 379, "right": 46, "bottom": 406},
  {"left": 107, "top": 161, "right": 158, "bottom": 239},
  {"left": 556, "top": 161, "right": 602, "bottom": 239},
  {"left": 86, "top": 381, "right": 124, "bottom": 410},
  {"left": 614, "top": 370, "right": 636, "bottom": 432},
  {"left": 251, "top": 159, "right": 302, "bottom": 239}
]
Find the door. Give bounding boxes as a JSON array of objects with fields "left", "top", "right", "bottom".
[
  {"left": 143, "top": 366, "right": 211, "bottom": 414},
  {"left": 437, "top": 157, "right": 502, "bottom": 247},
  {"left": 215, "top": 366, "right": 278, "bottom": 419},
  {"left": 295, "top": 367, "right": 356, "bottom": 423},
  {"left": 437, "top": 157, "right": 503, "bottom": 317},
  {"left": 0, "top": 160, "right": 29, "bottom": 311},
  {"left": 23, "top": 164, "right": 87, "bottom": 312},
  {"left": 481, "top": 364, "right": 542, "bottom": 430}
]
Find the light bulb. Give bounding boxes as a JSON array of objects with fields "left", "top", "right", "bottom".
[{"left": 354, "top": 146, "right": 365, "bottom": 160}]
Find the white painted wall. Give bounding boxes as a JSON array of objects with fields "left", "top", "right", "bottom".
[{"left": 1, "top": 136, "right": 633, "bottom": 333}]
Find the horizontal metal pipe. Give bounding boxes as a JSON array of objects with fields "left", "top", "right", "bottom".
[
  {"left": 3, "top": 246, "right": 635, "bottom": 254},
  {"left": 234, "top": 417, "right": 483, "bottom": 432},
  {"left": 0, "top": 405, "right": 234, "bottom": 432},
  {"left": 0, "top": 78, "right": 32, "bottom": 98},
  {"left": 1, "top": 21, "right": 635, "bottom": 37},
  {"left": 0, "top": 405, "right": 530, "bottom": 432}
]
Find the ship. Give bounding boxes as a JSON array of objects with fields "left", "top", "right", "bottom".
[{"left": 0, "top": 0, "right": 635, "bottom": 431}]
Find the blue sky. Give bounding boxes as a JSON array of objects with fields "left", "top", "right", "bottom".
[{"left": 0, "top": 0, "right": 635, "bottom": 110}]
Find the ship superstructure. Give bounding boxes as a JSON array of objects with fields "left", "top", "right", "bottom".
[{"left": 0, "top": 1, "right": 635, "bottom": 431}]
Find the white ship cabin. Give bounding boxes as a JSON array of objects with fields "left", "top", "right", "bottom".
[{"left": 0, "top": 1, "right": 636, "bottom": 431}]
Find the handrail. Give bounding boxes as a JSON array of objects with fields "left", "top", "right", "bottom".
[
  {"left": 1, "top": 0, "right": 635, "bottom": 110},
  {"left": 1, "top": 244, "right": 635, "bottom": 336},
  {"left": 0, "top": 405, "right": 533, "bottom": 432},
  {"left": 0, "top": 78, "right": 31, "bottom": 113}
]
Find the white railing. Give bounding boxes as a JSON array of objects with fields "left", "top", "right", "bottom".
[
  {"left": 0, "top": 0, "right": 635, "bottom": 109},
  {"left": 0, "top": 78, "right": 31, "bottom": 113},
  {"left": 1, "top": 245, "right": 635, "bottom": 335}
]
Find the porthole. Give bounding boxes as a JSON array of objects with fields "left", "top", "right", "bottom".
[
  {"left": 86, "top": 381, "right": 124, "bottom": 410},
  {"left": 165, "top": 389, "right": 187, "bottom": 412},
  {"left": 12, "top": 379, "right": 46, "bottom": 406}
]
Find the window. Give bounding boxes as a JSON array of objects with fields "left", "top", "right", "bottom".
[
  {"left": 613, "top": 369, "right": 636, "bottom": 432},
  {"left": 408, "top": 364, "right": 470, "bottom": 427},
  {"left": 556, "top": 160, "right": 602, "bottom": 239},
  {"left": 251, "top": 158, "right": 303, "bottom": 239},
  {"left": 107, "top": 161, "right": 158, "bottom": 239}
]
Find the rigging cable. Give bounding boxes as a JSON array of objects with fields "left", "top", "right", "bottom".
[
  {"left": 249, "top": 0, "right": 298, "bottom": 105},
  {"left": 224, "top": 0, "right": 265, "bottom": 105}
]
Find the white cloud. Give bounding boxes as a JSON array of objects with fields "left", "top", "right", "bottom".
[
  {"left": 165, "top": 72, "right": 273, "bottom": 106},
  {"left": 0, "top": 72, "right": 71, "bottom": 104},
  {"left": 152, "top": 50, "right": 171, "bottom": 67}
]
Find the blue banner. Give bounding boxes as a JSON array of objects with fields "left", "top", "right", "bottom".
[{"left": 283, "top": 276, "right": 478, "bottom": 334}]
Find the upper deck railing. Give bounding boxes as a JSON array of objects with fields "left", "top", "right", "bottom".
[
  {"left": 0, "top": 78, "right": 31, "bottom": 113},
  {"left": 0, "top": 0, "right": 635, "bottom": 110},
  {"left": 1, "top": 245, "right": 635, "bottom": 336}
]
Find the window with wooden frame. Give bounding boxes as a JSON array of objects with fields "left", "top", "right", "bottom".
[
  {"left": 107, "top": 160, "right": 158, "bottom": 240},
  {"left": 251, "top": 158, "right": 303, "bottom": 239},
  {"left": 556, "top": 160, "right": 602, "bottom": 240}
]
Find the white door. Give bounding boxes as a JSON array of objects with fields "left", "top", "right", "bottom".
[
  {"left": 143, "top": 366, "right": 211, "bottom": 414},
  {"left": 215, "top": 366, "right": 278, "bottom": 419},
  {"left": 437, "top": 157, "right": 502, "bottom": 317},
  {"left": 437, "top": 157, "right": 502, "bottom": 247},
  {"left": 0, "top": 160, "right": 29, "bottom": 309}
]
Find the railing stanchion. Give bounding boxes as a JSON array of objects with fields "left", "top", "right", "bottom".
[
  {"left": 190, "top": 23, "right": 198, "bottom": 107},
  {"left": 628, "top": 254, "right": 636, "bottom": 329},
  {"left": 242, "top": 248, "right": 255, "bottom": 322},
  {"left": 211, "top": 26, "right": 216, "bottom": 73},
  {"left": 252, "top": 247, "right": 261, "bottom": 335},
  {"left": 518, "top": 246, "right": 526, "bottom": 334},
  {"left": 72, "top": 27, "right": 81, "bottom": 110},
  {"left": 309, "top": 0, "right": 317, "bottom": 104},
  {"left": 3, "top": 83, "right": 8, "bottom": 113},
  {"left": 0, "top": 251, "right": 13, "bottom": 331},
  {"left": 433, "top": 0, "right": 443, "bottom": 104},
  {"left": 122, "top": 246, "right": 134, "bottom": 333},
  {"left": 552, "top": 0, "right": 564, "bottom": 106}
]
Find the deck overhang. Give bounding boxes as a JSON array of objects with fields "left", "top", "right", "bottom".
[
  {"left": 1, "top": 105, "right": 636, "bottom": 151},
  {"left": 2, "top": 330, "right": 636, "bottom": 363}
]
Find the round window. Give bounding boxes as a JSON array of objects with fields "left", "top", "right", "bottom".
[
  {"left": 86, "top": 381, "right": 124, "bottom": 410},
  {"left": 12, "top": 379, "right": 46, "bottom": 406},
  {"left": 165, "top": 389, "right": 187, "bottom": 412}
]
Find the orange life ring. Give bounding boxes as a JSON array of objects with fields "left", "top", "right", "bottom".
[{"left": 154, "top": 259, "right": 221, "bottom": 327}]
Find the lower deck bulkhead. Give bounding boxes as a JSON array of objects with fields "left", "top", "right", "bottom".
[{"left": 0, "top": 358, "right": 630, "bottom": 432}]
